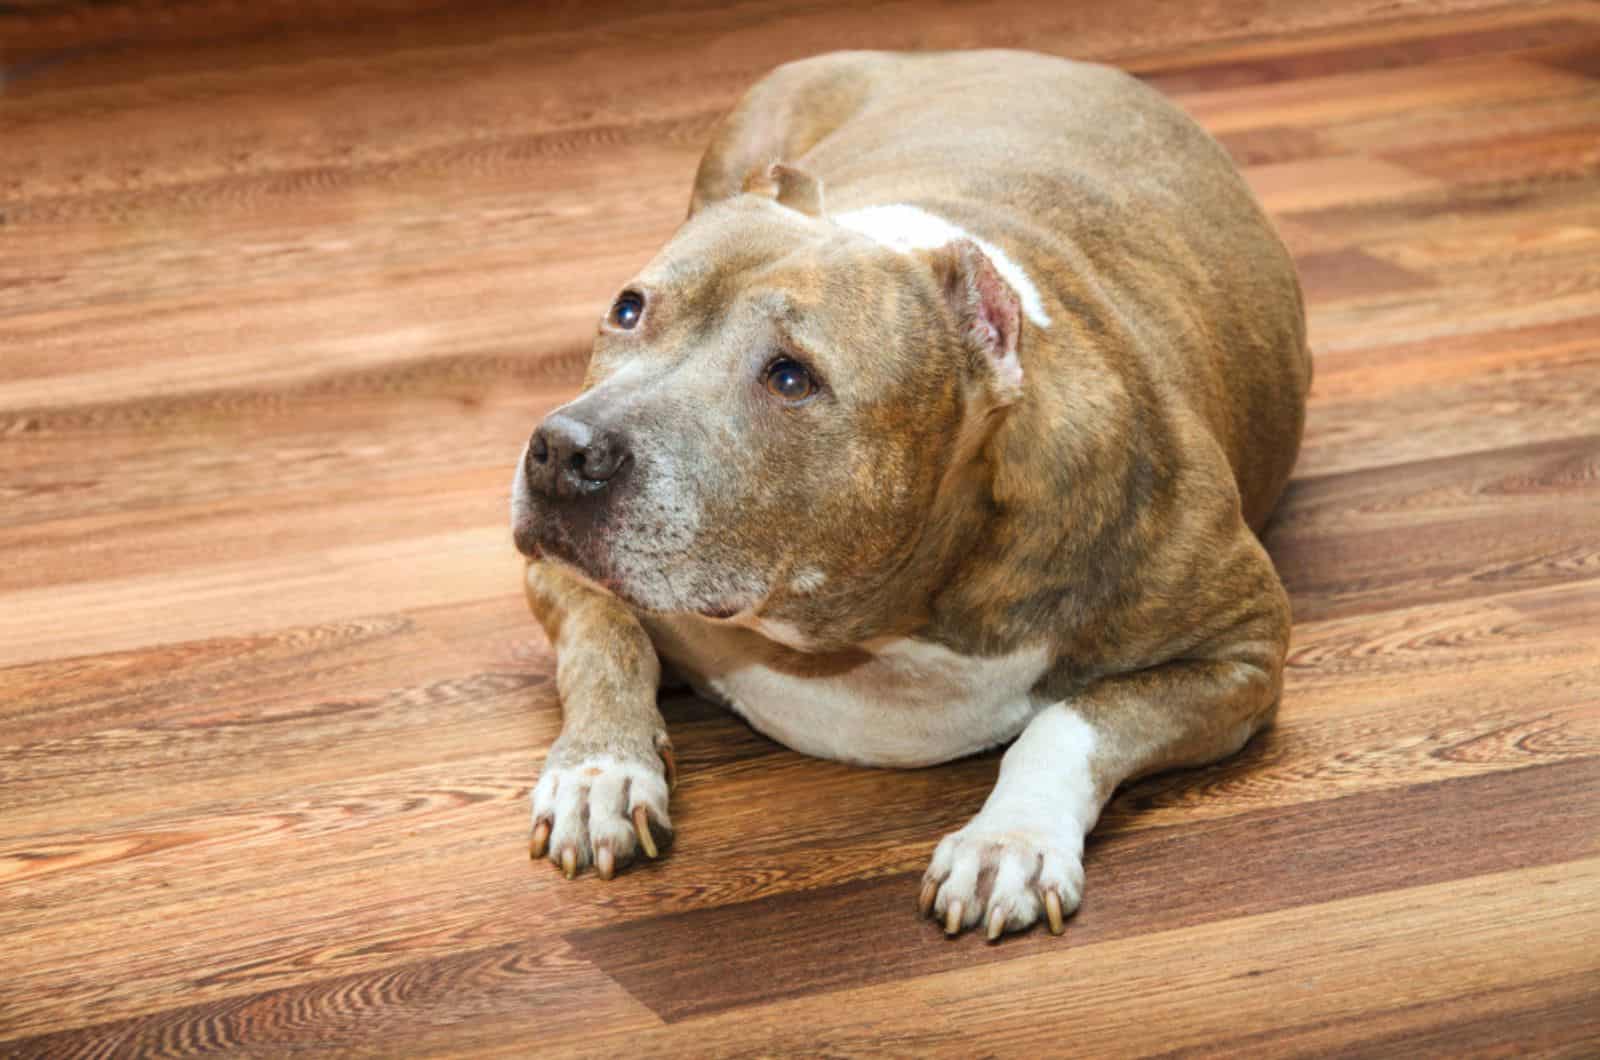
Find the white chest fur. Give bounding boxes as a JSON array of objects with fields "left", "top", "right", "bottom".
[{"left": 645, "top": 616, "right": 1052, "bottom": 767}]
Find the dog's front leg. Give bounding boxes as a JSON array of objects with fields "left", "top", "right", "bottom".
[
  {"left": 524, "top": 559, "right": 674, "bottom": 880},
  {"left": 921, "top": 571, "right": 1289, "bottom": 939}
]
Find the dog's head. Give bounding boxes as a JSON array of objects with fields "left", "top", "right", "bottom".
[{"left": 512, "top": 167, "right": 1026, "bottom": 643}]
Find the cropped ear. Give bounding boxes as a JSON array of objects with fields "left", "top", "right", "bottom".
[
  {"left": 742, "top": 161, "right": 826, "bottom": 217},
  {"left": 927, "top": 239, "right": 1024, "bottom": 404}
]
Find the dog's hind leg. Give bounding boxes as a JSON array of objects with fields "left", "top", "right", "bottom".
[{"left": 921, "top": 539, "right": 1290, "bottom": 940}]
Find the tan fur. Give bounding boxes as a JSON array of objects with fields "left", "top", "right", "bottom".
[{"left": 513, "top": 50, "right": 1309, "bottom": 931}]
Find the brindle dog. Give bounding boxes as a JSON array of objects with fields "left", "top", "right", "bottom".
[{"left": 511, "top": 50, "right": 1309, "bottom": 940}]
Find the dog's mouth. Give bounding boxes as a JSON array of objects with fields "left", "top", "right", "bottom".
[
  {"left": 517, "top": 516, "right": 606, "bottom": 580},
  {"left": 511, "top": 516, "right": 543, "bottom": 560},
  {"left": 513, "top": 480, "right": 764, "bottom": 619},
  {"left": 516, "top": 517, "right": 750, "bottom": 620}
]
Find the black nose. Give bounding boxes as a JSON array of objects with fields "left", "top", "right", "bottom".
[{"left": 526, "top": 413, "right": 632, "bottom": 500}]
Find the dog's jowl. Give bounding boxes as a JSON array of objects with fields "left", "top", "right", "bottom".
[{"left": 510, "top": 50, "right": 1310, "bottom": 939}]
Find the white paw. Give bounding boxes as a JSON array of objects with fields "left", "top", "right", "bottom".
[
  {"left": 919, "top": 814, "right": 1086, "bottom": 941},
  {"left": 529, "top": 745, "right": 673, "bottom": 879}
]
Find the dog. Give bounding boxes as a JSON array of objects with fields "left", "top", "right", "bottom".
[{"left": 511, "top": 49, "right": 1309, "bottom": 940}]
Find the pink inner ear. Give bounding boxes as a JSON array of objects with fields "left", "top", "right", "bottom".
[
  {"left": 968, "top": 250, "right": 1020, "bottom": 362},
  {"left": 968, "top": 317, "right": 996, "bottom": 347},
  {"left": 935, "top": 239, "right": 1024, "bottom": 398}
]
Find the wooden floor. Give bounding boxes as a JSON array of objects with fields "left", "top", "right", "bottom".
[{"left": 3, "top": 0, "right": 1599, "bottom": 1055}]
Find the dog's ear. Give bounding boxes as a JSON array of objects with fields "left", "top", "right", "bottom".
[
  {"left": 771, "top": 163, "right": 826, "bottom": 216},
  {"left": 742, "top": 161, "right": 826, "bottom": 217},
  {"left": 927, "top": 239, "right": 1024, "bottom": 404}
]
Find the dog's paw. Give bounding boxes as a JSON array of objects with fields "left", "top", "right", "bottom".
[
  {"left": 529, "top": 736, "right": 675, "bottom": 880},
  {"left": 919, "top": 815, "right": 1085, "bottom": 941}
]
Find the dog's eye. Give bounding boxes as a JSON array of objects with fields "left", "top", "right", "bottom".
[
  {"left": 609, "top": 290, "right": 645, "bottom": 330},
  {"left": 764, "top": 358, "right": 815, "bottom": 402}
]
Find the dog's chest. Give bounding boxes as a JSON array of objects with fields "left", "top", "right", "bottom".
[{"left": 645, "top": 616, "right": 1050, "bottom": 767}]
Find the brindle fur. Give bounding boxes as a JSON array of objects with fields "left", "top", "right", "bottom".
[{"left": 516, "top": 50, "right": 1310, "bottom": 929}]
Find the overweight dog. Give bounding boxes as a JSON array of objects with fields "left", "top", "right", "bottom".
[{"left": 511, "top": 50, "right": 1310, "bottom": 940}]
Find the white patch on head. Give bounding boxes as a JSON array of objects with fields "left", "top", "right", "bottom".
[
  {"left": 647, "top": 617, "right": 1052, "bottom": 767},
  {"left": 789, "top": 567, "right": 827, "bottom": 594},
  {"left": 834, "top": 204, "right": 1052, "bottom": 328}
]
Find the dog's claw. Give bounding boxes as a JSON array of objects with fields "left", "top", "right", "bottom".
[
  {"left": 532, "top": 748, "right": 672, "bottom": 880},
  {"left": 529, "top": 819, "right": 551, "bottom": 860},
  {"left": 659, "top": 742, "right": 678, "bottom": 792},
  {"left": 1045, "top": 889, "right": 1065, "bottom": 935},
  {"left": 632, "top": 805, "right": 658, "bottom": 858},
  {"left": 918, "top": 878, "right": 938, "bottom": 916},
  {"left": 986, "top": 904, "right": 1007, "bottom": 942},
  {"left": 944, "top": 900, "right": 963, "bottom": 936}
]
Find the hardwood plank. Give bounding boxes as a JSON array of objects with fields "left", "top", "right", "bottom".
[
  {"left": 535, "top": 861, "right": 1600, "bottom": 1057},
  {"left": 1322, "top": 89, "right": 1600, "bottom": 157},
  {"left": 916, "top": 861, "right": 1600, "bottom": 1059},
  {"left": 0, "top": 388, "right": 564, "bottom": 533},
  {"left": 566, "top": 759, "right": 1600, "bottom": 1022},
  {"left": 5, "top": 574, "right": 1592, "bottom": 1040},
  {"left": 1280, "top": 171, "right": 1600, "bottom": 260},
  {"left": 0, "top": 469, "right": 508, "bottom": 593},
  {"left": 1267, "top": 435, "right": 1600, "bottom": 623},
  {"left": 1139, "top": 14, "right": 1600, "bottom": 93},
  {"left": 0, "top": 525, "right": 518, "bottom": 667},
  {"left": 1536, "top": 36, "right": 1600, "bottom": 78},
  {"left": 1244, "top": 156, "right": 1443, "bottom": 214},
  {"left": 1215, "top": 125, "right": 1332, "bottom": 166},
  {"left": 1300, "top": 316, "right": 1600, "bottom": 476},
  {"left": 1117, "top": 3, "right": 1600, "bottom": 73},
  {"left": 1175, "top": 58, "right": 1595, "bottom": 134},
  {"left": 1371, "top": 219, "right": 1600, "bottom": 275},
  {"left": 1292, "top": 246, "right": 1436, "bottom": 303},
  {"left": 1384, "top": 122, "right": 1600, "bottom": 183},
  {"left": 0, "top": 939, "right": 663, "bottom": 1056},
  {"left": 1301, "top": 257, "right": 1600, "bottom": 361},
  {"left": 4, "top": 0, "right": 1555, "bottom": 89},
  {"left": 12, "top": 769, "right": 1595, "bottom": 1052},
  {"left": 0, "top": 246, "right": 633, "bottom": 404}
]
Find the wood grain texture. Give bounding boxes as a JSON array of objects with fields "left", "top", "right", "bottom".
[
  {"left": 3, "top": 1, "right": 1599, "bottom": 1056},
  {"left": 567, "top": 759, "right": 1600, "bottom": 1022}
]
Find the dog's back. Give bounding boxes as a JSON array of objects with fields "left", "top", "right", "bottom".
[{"left": 694, "top": 49, "right": 1310, "bottom": 528}]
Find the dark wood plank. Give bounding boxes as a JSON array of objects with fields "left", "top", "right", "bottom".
[
  {"left": 12, "top": 762, "right": 1595, "bottom": 1054},
  {"left": 1294, "top": 246, "right": 1436, "bottom": 303},
  {"left": 1216, "top": 124, "right": 1333, "bottom": 165},
  {"left": 1535, "top": 37, "right": 1600, "bottom": 78},
  {"left": 566, "top": 758, "right": 1600, "bottom": 1022},
  {"left": 551, "top": 858, "right": 1600, "bottom": 1058}
]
